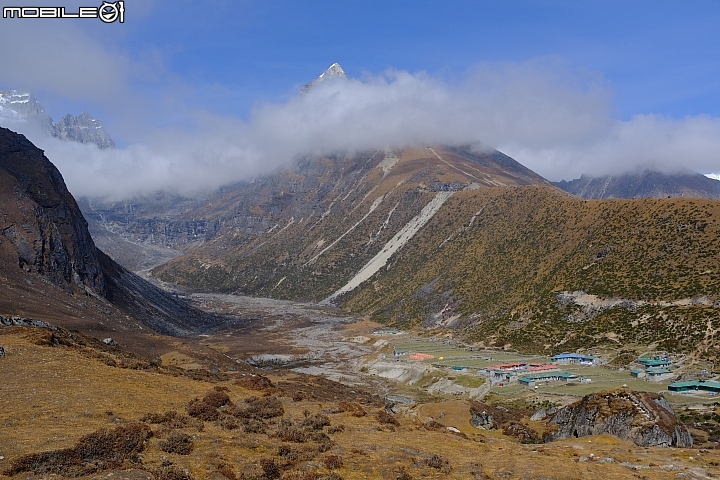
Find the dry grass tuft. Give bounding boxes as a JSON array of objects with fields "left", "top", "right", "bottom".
[
  {"left": 396, "top": 467, "right": 413, "bottom": 480},
  {"left": 153, "top": 464, "right": 195, "bottom": 480},
  {"left": 416, "top": 453, "right": 451, "bottom": 473}
]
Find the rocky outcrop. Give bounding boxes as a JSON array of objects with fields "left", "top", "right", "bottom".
[
  {"left": 0, "top": 127, "right": 219, "bottom": 335},
  {"left": 469, "top": 401, "right": 539, "bottom": 443},
  {"left": 544, "top": 388, "right": 693, "bottom": 447}
]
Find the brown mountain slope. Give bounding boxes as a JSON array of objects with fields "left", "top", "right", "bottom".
[
  {"left": 153, "top": 145, "right": 552, "bottom": 297},
  {"left": 155, "top": 147, "right": 720, "bottom": 357},
  {"left": 0, "top": 127, "right": 220, "bottom": 336}
]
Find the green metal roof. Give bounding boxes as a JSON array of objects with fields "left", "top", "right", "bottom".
[
  {"left": 639, "top": 358, "right": 671, "bottom": 367},
  {"left": 668, "top": 381, "right": 699, "bottom": 388},
  {"left": 519, "top": 372, "right": 578, "bottom": 383},
  {"left": 668, "top": 380, "right": 720, "bottom": 391}
]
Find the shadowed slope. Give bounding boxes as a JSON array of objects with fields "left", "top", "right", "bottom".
[{"left": 0, "top": 127, "right": 220, "bottom": 336}]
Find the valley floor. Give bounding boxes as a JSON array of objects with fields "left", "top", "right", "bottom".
[{"left": 4, "top": 287, "right": 720, "bottom": 479}]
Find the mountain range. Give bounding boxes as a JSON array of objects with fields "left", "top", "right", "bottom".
[
  {"left": 554, "top": 169, "right": 720, "bottom": 200},
  {"left": 0, "top": 89, "right": 115, "bottom": 149},
  {"left": 3, "top": 65, "right": 720, "bottom": 359}
]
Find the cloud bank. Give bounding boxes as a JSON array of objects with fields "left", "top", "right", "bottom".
[{"left": 6, "top": 60, "right": 720, "bottom": 200}]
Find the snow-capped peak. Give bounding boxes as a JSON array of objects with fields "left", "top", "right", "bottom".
[
  {"left": 705, "top": 173, "right": 720, "bottom": 181},
  {"left": 319, "top": 63, "right": 346, "bottom": 80},
  {"left": 301, "top": 63, "right": 348, "bottom": 93}
]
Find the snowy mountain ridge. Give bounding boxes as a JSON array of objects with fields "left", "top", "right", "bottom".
[{"left": 0, "top": 89, "right": 115, "bottom": 149}]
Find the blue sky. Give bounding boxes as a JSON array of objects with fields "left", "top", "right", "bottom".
[
  {"left": 104, "top": 0, "right": 720, "bottom": 120},
  {"left": 1, "top": 1, "right": 720, "bottom": 197}
]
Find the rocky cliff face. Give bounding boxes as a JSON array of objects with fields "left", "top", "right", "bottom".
[
  {"left": 0, "top": 127, "right": 106, "bottom": 295},
  {"left": 555, "top": 169, "right": 720, "bottom": 200},
  {"left": 0, "top": 127, "right": 218, "bottom": 335},
  {"left": 544, "top": 388, "right": 693, "bottom": 448},
  {"left": 0, "top": 90, "right": 115, "bottom": 149},
  {"left": 54, "top": 111, "right": 116, "bottom": 149}
]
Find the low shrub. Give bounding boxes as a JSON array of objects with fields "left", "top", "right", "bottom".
[
  {"left": 375, "top": 411, "right": 400, "bottom": 426},
  {"left": 186, "top": 398, "right": 219, "bottom": 421},
  {"left": 416, "top": 454, "right": 451, "bottom": 473},
  {"left": 235, "top": 374, "right": 278, "bottom": 393},
  {"left": 215, "top": 462, "right": 237, "bottom": 480},
  {"left": 159, "top": 431, "right": 194, "bottom": 455},
  {"left": 336, "top": 402, "right": 366, "bottom": 417},
  {"left": 259, "top": 457, "right": 281, "bottom": 480},
  {"left": 233, "top": 396, "right": 285, "bottom": 419},
  {"left": 300, "top": 414, "right": 330, "bottom": 430},
  {"left": 242, "top": 418, "right": 267, "bottom": 434},
  {"left": 5, "top": 422, "right": 151, "bottom": 477},
  {"left": 186, "top": 388, "right": 232, "bottom": 421},
  {"left": 323, "top": 454, "right": 343, "bottom": 469}
]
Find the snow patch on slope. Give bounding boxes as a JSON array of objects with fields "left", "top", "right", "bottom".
[{"left": 321, "top": 191, "right": 454, "bottom": 304}]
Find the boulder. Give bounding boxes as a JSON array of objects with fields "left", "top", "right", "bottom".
[
  {"left": 530, "top": 408, "right": 547, "bottom": 421},
  {"left": 543, "top": 387, "right": 692, "bottom": 447}
]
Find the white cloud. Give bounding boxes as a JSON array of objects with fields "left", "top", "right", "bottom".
[
  {"left": 0, "top": 20, "right": 129, "bottom": 103},
  {"left": 5, "top": 59, "right": 720, "bottom": 199},
  {"left": 505, "top": 114, "right": 720, "bottom": 180}
]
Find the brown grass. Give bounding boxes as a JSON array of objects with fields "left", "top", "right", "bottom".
[{"left": 3, "top": 326, "right": 720, "bottom": 480}]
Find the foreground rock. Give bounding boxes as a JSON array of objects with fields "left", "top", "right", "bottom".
[
  {"left": 544, "top": 388, "right": 693, "bottom": 447},
  {"left": 469, "top": 401, "right": 539, "bottom": 443}
]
